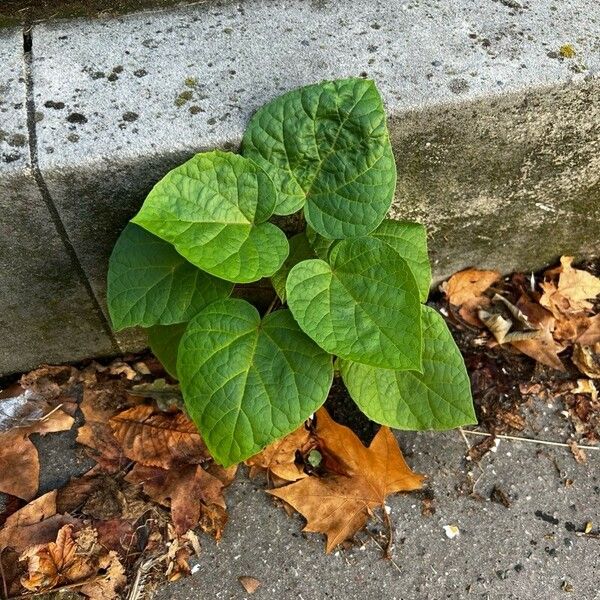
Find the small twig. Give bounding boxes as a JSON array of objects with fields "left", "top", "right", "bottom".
[
  {"left": 382, "top": 507, "right": 394, "bottom": 559},
  {"left": 461, "top": 430, "right": 600, "bottom": 451},
  {"left": 127, "top": 554, "right": 166, "bottom": 600},
  {"left": 264, "top": 296, "right": 279, "bottom": 316},
  {"left": 38, "top": 403, "right": 64, "bottom": 422},
  {"left": 366, "top": 531, "right": 402, "bottom": 573}
]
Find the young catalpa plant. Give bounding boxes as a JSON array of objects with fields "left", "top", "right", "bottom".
[{"left": 107, "top": 78, "right": 476, "bottom": 466}]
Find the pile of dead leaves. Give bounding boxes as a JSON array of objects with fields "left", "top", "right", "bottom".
[
  {"left": 0, "top": 360, "right": 235, "bottom": 599},
  {"left": 441, "top": 257, "right": 600, "bottom": 445},
  {"left": 246, "top": 408, "right": 423, "bottom": 554},
  {"left": 0, "top": 359, "right": 425, "bottom": 598}
]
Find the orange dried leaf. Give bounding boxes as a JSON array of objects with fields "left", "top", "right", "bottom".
[
  {"left": 109, "top": 404, "right": 209, "bottom": 469},
  {"left": 441, "top": 269, "right": 500, "bottom": 325},
  {"left": 270, "top": 409, "right": 423, "bottom": 552},
  {"left": 19, "top": 524, "right": 92, "bottom": 592},
  {"left": 442, "top": 269, "right": 500, "bottom": 307},
  {"left": 0, "top": 407, "right": 74, "bottom": 500},
  {"left": 245, "top": 424, "right": 312, "bottom": 483},
  {"left": 540, "top": 257, "right": 600, "bottom": 318},
  {"left": 572, "top": 343, "right": 600, "bottom": 378}
]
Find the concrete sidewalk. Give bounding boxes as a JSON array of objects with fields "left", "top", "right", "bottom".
[
  {"left": 1, "top": 0, "right": 599, "bottom": 375},
  {"left": 27, "top": 394, "right": 600, "bottom": 600}
]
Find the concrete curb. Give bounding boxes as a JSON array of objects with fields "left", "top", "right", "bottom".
[{"left": 1, "top": 0, "right": 599, "bottom": 374}]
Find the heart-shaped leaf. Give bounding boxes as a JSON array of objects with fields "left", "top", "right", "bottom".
[
  {"left": 286, "top": 237, "right": 422, "bottom": 370},
  {"left": 147, "top": 323, "right": 187, "bottom": 379},
  {"left": 271, "top": 233, "right": 315, "bottom": 302},
  {"left": 177, "top": 299, "right": 334, "bottom": 466},
  {"left": 372, "top": 219, "right": 431, "bottom": 302},
  {"left": 242, "top": 78, "right": 396, "bottom": 239},
  {"left": 132, "top": 151, "right": 289, "bottom": 283},
  {"left": 339, "top": 306, "right": 476, "bottom": 430},
  {"left": 108, "top": 223, "right": 233, "bottom": 330}
]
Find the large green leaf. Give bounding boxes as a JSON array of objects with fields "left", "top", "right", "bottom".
[
  {"left": 107, "top": 223, "right": 233, "bottom": 330},
  {"left": 177, "top": 299, "right": 334, "bottom": 466},
  {"left": 339, "top": 306, "right": 476, "bottom": 430},
  {"left": 270, "top": 233, "right": 315, "bottom": 302},
  {"left": 147, "top": 323, "right": 187, "bottom": 379},
  {"left": 286, "top": 237, "right": 422, "bottom": 370},
  {"left": 242, "top": 78, "right": 396, "bottom": 239},
  {"left": 371, "top": 219, "right": 431, "bottom": 302},
  {"left": 131, "top": 151, "right": 289, "bottom": 283}
]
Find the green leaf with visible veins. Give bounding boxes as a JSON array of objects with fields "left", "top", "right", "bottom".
[
  {"left": 306, "top": 225, "right": 337, "bottom": 261},
  {"left": 242, "top": 78, "right": 396, "bottom": 239},
  {"left": 371, "top": 219, "right": 431, "bottom": 302},
  {"left": 131, "top": 151, "right": 289, "bottom": 283},
  {"left": 147, "top": 322, "right": 187, "bottom": 379},
  {"left": 339, "top": 306, "right": 476, "bottom": 430},
  {"left": 271, "top": 233, "right": 315, "bottom": 302},
  {"left": 286, "top": 237, "right": 422, "bottom": 370},
  {"left": 107, "top": 223, "right": 233, "bottom": 330},
  {"left": 177, "top": 299, "right": 334, "bottom": 466}
]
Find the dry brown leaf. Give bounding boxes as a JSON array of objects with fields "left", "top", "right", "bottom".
[
  {"left": 572, "top": 343, "right": 600, "bottom": 378},
  {"left": 79, "top": 550, "right": 126, "bottom": 599},
  {"left": 578, "top": 314, "right": 600, "bottom": 346},
  {"left": 76, "top": 386, "right": 130, "bottom": 473},
  {"left": 19, "top": 524, "right": 94, "bottom": 592},
  {"left": 540, "top": 256, "right": 600, "bottom": 318},
  {"left": 0, "top": 407, "right": 74, "bottom": 499},
  {"left": 511, "top": 329, "right": 565, "bottom": 371},
  {"left": 245, "top": 424, "right": 312, "bottom": 483},
  {"left": 441, "top": 268, "right": 500, "bottom": 325},
  {"left": 125, "top": 463, "right": 228, "bottom": 536},
  {"left": 19, "top": 525, "right": 125, "bottom": 599},
  {"left": 239, "top": 575, "right": 261, "bottom": 593},
  {"left": 0, "top": 492, "right": 76, "bottom": 554},
  {"left": 270, "top": 409, "right": 424, "bottom": 553},
  {"left": 109, "top": 404, "right": 209, "bottom": 469}
]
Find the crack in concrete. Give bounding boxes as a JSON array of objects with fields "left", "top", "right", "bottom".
[{"left": 22, "top": 26, "right": 120, "bottom": 354}]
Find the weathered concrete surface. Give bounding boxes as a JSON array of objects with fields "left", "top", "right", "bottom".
[
  {"left": 0, "top": 29, "right": 116, "bottom": 375},
  {"left": 11, "top": 388, "right": 598, "bottom": 600},
  {"left": 0, "top": 0, "right": 599, "bottom": 373},
  {"left": 154, "top": 433, "right": 600, "bottom": 600}
]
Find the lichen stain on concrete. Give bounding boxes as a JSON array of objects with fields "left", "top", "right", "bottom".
[{"left": 448, "top": 78, "right": 470, "bottom": 94}]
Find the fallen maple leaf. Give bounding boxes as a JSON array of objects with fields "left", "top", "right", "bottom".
[
  {"left": 126, "top": 462, "right": 235, "bottom": 536},
  {"left": 19, "top": 524, "right": 125, "bottom": 598},
  {"left": 245, "top": 424, "right": 312, "bottom": 484},
  {"left": 270, "top": 409, "right": 423, "bottom": 553},
  {"left": 109, "top": 404, "right": 209, "bottom": 469},
  {"left": 441, "top": 268, "right": 500, "bottom": 326},
  {"left": 0, "top": 404, "right": 74, "bottom": 499},
  {"left": 19, "top": 524, "right": 89, "bottom": 592}
]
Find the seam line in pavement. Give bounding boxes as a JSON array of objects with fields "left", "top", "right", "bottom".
[{"left": 22, "top": 26, "right": 120, "bottom": 354}]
